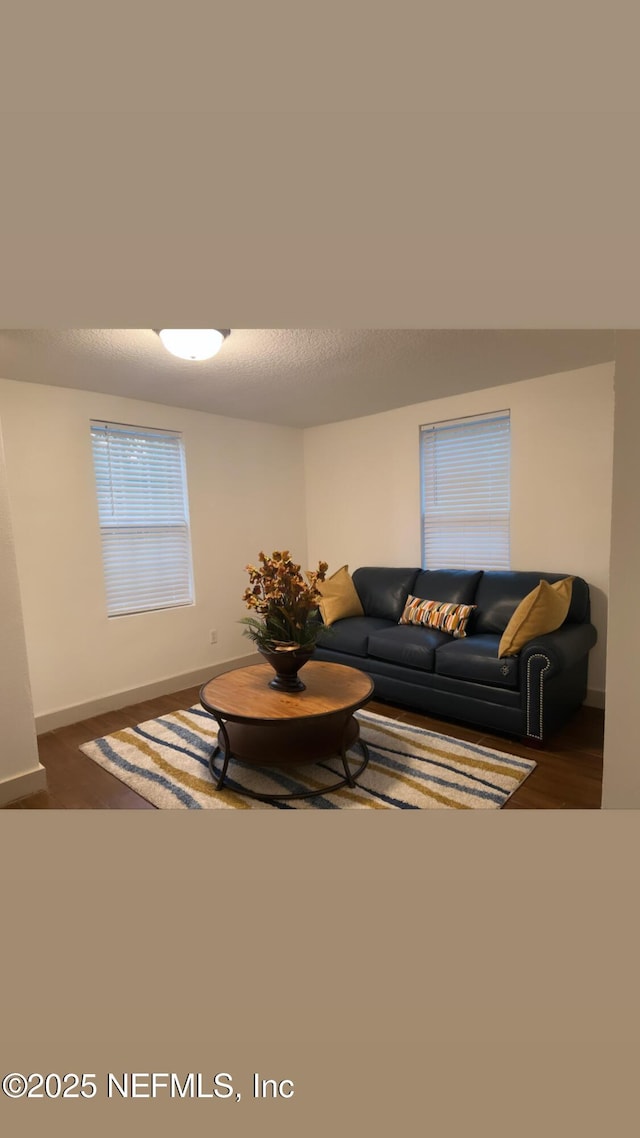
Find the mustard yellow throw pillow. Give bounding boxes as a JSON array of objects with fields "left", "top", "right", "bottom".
[
  {"left": 316, "top": 564, "right": 364, "bottom": 626},
  {"left": 498, "top": 577, "right": 574, "bottom": 658}
]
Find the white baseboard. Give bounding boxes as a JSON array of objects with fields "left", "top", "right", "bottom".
[
  {"left": 0, "top": 764, "right": 48, "bottom": 806},
  {"left": 585, "top": 688, "right": 605, "bottom": 710},
  {"left": 35, "top": 653, "right": 261, "bottom": 735}
]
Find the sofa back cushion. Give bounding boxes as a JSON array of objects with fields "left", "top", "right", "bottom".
[
  {"left": 352, "top": 567, "right": 420, "bottom": 622},
  {"left": 474, "top": 571, "right": 590, "bottom": 635},
  {"left": 412, "top": 569, "right": 483, "bottom": 605}
]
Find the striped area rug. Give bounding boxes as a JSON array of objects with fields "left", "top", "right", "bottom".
[{"left": 79, "top": 706, "right": 536, "bottom": 809}]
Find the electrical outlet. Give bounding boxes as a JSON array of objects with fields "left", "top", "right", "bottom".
[{"left": 209, "top": 629, "right": 218, "bottom": 645}]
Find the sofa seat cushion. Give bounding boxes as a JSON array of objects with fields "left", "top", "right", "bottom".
[
  {"left": 367, "top": 625, "right": 450, "bottom": 672},
  {"left": 315, "top": 616, "right": 394, "bottom": 658},
  {"left": 434, "top": 634, "right": 519, "bottom": 688}
]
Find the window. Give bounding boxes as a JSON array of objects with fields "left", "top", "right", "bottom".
[
  {"left": 90, "top": 421, "right": 194, "bottom": 617},
  {"left": 420, "top": 410, "right": 511, "bottom": 570}
]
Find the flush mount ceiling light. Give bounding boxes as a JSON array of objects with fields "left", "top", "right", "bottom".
[{"left": 156, "top": 328, "right": 230, "bottom": 361}]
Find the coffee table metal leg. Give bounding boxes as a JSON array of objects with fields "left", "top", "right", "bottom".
[
  {"left": 210, "top": 716, "right": 231, "bottom": 790},
  {"left": 340, "top": 717, "right": 358, "bottom": 786},
  {"left": 343, "top": 735, "right": 370, "bottom": 788},
  {"left": 205, "top": 712, "right": 371, "bottom": 801}
]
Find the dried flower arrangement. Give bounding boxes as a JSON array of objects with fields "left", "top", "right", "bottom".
[{"left": 240, "top": 550, "right": 329, "bottom": 652}]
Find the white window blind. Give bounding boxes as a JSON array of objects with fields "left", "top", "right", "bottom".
[
  {"left": 420, "top": 410, "right": 511, "bottom": 570},
  {"left": 90, "top": 421, "right": 194, "bottom": 617}
]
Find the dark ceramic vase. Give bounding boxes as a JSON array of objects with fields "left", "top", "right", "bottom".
[{"left": 258, "top": 645, "right": 315, "bottom": 692}]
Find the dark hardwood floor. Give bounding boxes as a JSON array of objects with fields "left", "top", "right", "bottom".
[{"left": 3, "top": 687, "right": 604, "bottom": 810}]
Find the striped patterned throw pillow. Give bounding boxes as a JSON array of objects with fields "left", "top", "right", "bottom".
[{"left": 399, "top": 595, "right": 477, "bottom": 638}]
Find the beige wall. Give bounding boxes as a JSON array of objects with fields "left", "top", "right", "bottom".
[
  {"left": 601, "top": 334, "right": 640, "bottom": 807},
  {"left": 0, "top": 379, "right": 307, "bottom": 721},
  {"left": 304, "top": 364, "right": 615, "bottom": 702},
  {"left": 0, "top": 416, "right": 43, "bottom": 795},
  {"left": 0, "top": 360, "right": 618, "bottom": 732}
]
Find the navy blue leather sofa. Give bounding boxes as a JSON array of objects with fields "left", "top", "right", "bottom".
[{"left": 313, "top": 567, "right": 597, "bottom": 743}]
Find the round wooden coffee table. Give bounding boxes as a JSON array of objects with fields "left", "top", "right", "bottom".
[{"left": 199, "top": 661, "right": 374, "bottom": 801}]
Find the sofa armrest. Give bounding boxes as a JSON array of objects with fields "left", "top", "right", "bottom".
[
  {"left": 517, "top": 623, "right": 597, "bottom": 741},
  {"left": 518, "top": 622, "right": 598, "bottom": 679}
]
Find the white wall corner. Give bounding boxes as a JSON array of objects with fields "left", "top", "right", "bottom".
[{"left": 0, "top": 764, "right": 47, "bottom": 807}]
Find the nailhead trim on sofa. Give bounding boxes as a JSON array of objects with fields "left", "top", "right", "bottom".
[{"left": 526, "top": 653, "right": 551, "bottom": 740}]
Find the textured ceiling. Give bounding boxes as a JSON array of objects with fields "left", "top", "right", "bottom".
[{"left": 0, "top": 329, "right": 615, "bottom": 428}]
